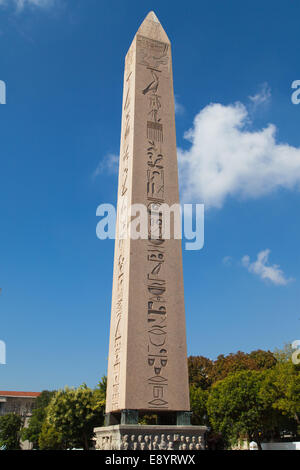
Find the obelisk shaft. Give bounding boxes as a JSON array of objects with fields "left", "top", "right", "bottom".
[{"left": 106, "top": 12, "right": 190, "bottom": 414}]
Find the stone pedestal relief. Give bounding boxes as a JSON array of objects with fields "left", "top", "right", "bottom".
[{"left": 94, "top": 425, "right": 206, "bottom": 451}]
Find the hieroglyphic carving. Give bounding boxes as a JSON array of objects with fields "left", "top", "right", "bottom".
[
  {"left": 139, "top": 37, "right": 171, "bottom": 410},
  {"left": 123, "top": 71, "right": 132, "bottom": 143},
  {"left": 147, "top": 122, "right": 163, "bottom": 142},
  {"left": 147, "top": 168, "right": 164, "bottom": 199},
  {"left": 137, "top": 36, "right": 170, "bottom": 72},
  {"left": 110, "top": 57, "right": 134, "bottom": 412},
  {"left": 146, "top": 177, "right": 168, "bottom": 409},
  {"left": 142, "top": 68, "right": 163, "bottom": 144}
]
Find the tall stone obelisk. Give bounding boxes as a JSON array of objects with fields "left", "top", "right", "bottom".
[
  {"left": 106, "top": 10, "right": 189, "bottom": 419},
  {"left": 94, "top": 12, "right": 206, "bottom": 451}
]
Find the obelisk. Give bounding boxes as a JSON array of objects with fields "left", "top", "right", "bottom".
[
  {"left": 105, "top": 10, "right": 189, "bottom": 418},
  {"left": 94, "top": 12, "right": 207, "bottom": 451}
]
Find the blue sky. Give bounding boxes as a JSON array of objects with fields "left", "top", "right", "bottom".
[{"left": 0, "top": 0, "right": 300, "bottom": 391}]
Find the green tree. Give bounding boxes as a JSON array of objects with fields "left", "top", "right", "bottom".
[
  {"left": 0, "top": 413, "right": 23, "bottom": 450},
  {"left": 96, "top": 376, "right": 107, "bottom": 398},
  {"left": 21, "top": 390, "right": 56, "bottom": 449},
  {"left": 207, "top": 370, "right": 271, "bottom": 448},
  {"left": 42, "top": 384, "right": 105, "bottom": 450},
  {"left": 188, "top": 356, "right": 214, "bottom": 389},
  {"left": 188, "top": 350, "right": 277, "bottom": 390},
  {"left": 249, "top": 350, "right": 278, "bottom": 370},
  {"left": 39, "top": 420, "right": 66, "bottom": 450},
  {"left": 190, "top": 385, "right": 208, "bottom": 425},
  {"left": 260, "top": 360, "right": 300, "bottom": 435},
  {"left": 211, "top": 350, "right": 276, "bottom": 383}
]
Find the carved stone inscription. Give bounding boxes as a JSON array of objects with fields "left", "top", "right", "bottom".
[
  {"left": 139, "top": 37, "right": 171, "bottom": 409},
  {"left": 111, "top": 57, "right": 133, "bottom": 412},
  {"left": 106, "top": 13, "right": 191, "bottom": 414},
  {"left": 137, "top": 36, "right": 169, "bottom": 72}
]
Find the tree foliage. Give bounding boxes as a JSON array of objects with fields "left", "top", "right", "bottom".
[
  {"left": 187, "top": 346, "right": 299, "bottom": 447},
  {"left": 39, "top": 420, "right": 66, "bottom": 450},
  {"left": 206, "top": 370, "right": 269, "bottom": 447},
  {"left": 0, "top": 413, "right": 23, "bottom": 450},
  {"left": 190, "top": 385, "right": 208, "bottom": 425},
  {"left": 21, "top": 390, "right": 56, "bottom": 449},
  {"left": 188, "top": 350, "right": 277, "bottom": 390},
  {"left": 211, "top": 350, "right": 276, "bottom": 383},
  {"left": 39, "top": 383, "right": 105, "bottom": 450},
  {"left": 188, "top": 356, "right": 214, "bottom": 389},
  {"left": 260, "top": 361, "right": 300, "bottom": 430}
]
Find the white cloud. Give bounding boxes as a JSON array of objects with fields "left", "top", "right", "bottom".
[
  {"left": 93, "top": 153, "right": 119, "bottom": 179},
  {"left": 249, "top": 82, "right": 271, "bottom": 109},
  {"left": 0, "top": 0, "right": 54, "bottom": 11},
  {"left": 178, "top": 101, "right": 300, "bottom": 209},
  {"left": 242, "top": 249, "right": 293, "bottom": 286},
  {"left": 174, "top": 95, "right": 184, "bottom": 115},
  {"left": 222, "top": 256, "right": 233, "bottom": 266}
]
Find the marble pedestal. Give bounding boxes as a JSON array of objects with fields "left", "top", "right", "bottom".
[{"left": 93, "top": 425, "right": 207, "bottom": 451}]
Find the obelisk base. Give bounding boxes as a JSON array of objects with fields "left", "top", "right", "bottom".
[{"left": 93, "top": 425, "right": 207, "bottom": 450}]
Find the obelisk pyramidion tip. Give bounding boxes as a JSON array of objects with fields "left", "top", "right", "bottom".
[
  {"left": 137, "top": 11, "right": 170, "bottom": 44},
  {"left": 146, "top": 11, "right": 160, "bottom": 23}
]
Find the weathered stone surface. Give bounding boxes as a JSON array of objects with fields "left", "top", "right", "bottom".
[
  {"left": 94, "top": 425, "right": 206, "bottom": 451},
  {"left": 105, "top": 11, "right": 190, "bottom": 414}
]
